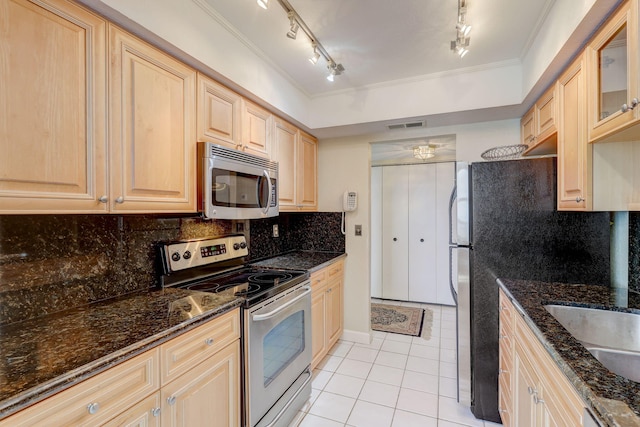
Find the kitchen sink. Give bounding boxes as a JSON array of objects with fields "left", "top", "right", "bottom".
[{"left": 544, "top": 304, "right": 640, "bottom": 382}]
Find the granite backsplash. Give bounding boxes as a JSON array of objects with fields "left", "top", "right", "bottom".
[
  {"left": 630, "top": 212, "right": 640, "bottom": 294},
  {"left": 0, "top": 212, "right": 344, "bottom": 326}
]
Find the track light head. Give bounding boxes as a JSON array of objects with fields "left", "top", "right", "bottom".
[
  {"left": 286, "top": 11, "right": 299, "bottom": 39},
  {"left": 257, "top": 0, "right": 269, "bottom": 9},
  {"left": 309, "top": 44, "right": 320, "bottom": 64}
]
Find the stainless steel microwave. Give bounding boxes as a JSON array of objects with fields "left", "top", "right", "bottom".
[{"left": 197, "top": 142, "right": 278, "bottom": 220}]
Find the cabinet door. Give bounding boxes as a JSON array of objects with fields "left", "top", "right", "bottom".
[
  {"left": 197, "top": 73, "right": 241, "bottom": 150},
  {"left": 407, "top": 164, "right": 437, "bottom": 303},
  {"left": 297, "top": 131, "right": 318, "bottom": 211},
  {"left": 513, "top": 347, "right": 540, "bottom": 426},
  {"left": 273, "top": 117, "right": 298, "bottom": 210},
  {"left": 326, "top": 279, "right": 343, "bottom": 348},
  {"left": 0, "top": 0, "right": 107, "bottom": 213},
  {"left": 536, "top": 84, "right": 558, "bottom": 142},
  {"left": 103, "top": 392, "right": 162, "bottom": 427},
  {"left": 109, "top": 25, "right": 196, "bottom": 213},
  {"left": 241, "top": 100, "right": 272, "bottom": 158},
  {"left": 162, "top": 341, "right": 240, "bottom": 427},
  {"left": 382, "top": 166, "right": 409, "bottom": 300},
  {"left": 558, "top": 52, "right": 590, "bottom": 211},
  {"left": 311, "top": 287, "right": 327, "bottom": 369},
  {"left": 587, "top": 0, "right": 639, "bottom": 142},
  {"left": 521, "top": 107, "right": 536, "bottom": 147}
]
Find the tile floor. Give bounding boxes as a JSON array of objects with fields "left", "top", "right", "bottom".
[{"left": 289, "top": 300, "right": 502, "bottom": 427}]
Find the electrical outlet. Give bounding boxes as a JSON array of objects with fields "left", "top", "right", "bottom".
[
  {"left": 355, "top": 224, "right": 362, "bottom": 236},
  {"left": 272, "top": 224, "right": 279, "bottom": 238}
]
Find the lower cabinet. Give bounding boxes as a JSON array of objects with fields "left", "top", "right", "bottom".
[
  {"left": 310, "top": 260, "right": 345, "bottom": 369},
  {"left": 498, "top": 290, "right": 586, "bottom": 427},
  {"left": 0, "top": 309, "right": 240, "bottom": 427}
]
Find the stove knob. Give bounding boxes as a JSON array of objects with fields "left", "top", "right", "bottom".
[
  {"left": 233, "top": 243, "right": 240, "bottom": 250},
  {"left": 171, "top": 252, "right": 181, "bottom": 262},
  {"left": 183, "top": 250, "right": 192, "bottom": 260},
  {"left": 240, "top": 242, "right": 247, "bottom": 249}
]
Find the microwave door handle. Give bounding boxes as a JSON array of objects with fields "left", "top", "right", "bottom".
[
  {"left": 252, "top": 287, "right": 311, "bottom": 321},
  {"left": 262, "top": 170, "right": 272, "bottom": 214}
]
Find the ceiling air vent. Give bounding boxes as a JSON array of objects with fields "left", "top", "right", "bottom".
[{"left": 387, "top": 120, "right": 425, "bottom": 130}]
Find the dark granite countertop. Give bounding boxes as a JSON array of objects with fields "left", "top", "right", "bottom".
[
  {"left": 249, "top": 250, "right": 346, "bottom": 272},
  {"left": 0, "top": 288, "right": 242, "bottom": 420},
  {"left": 498, "top": 278, "right": 640, "bottom": 427}
]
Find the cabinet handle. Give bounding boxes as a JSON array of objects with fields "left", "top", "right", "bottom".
[
  {"left": 534, "top": 395, "right": 545, "bottom": 405},
  {"left": 98, "top": 196, "right": 108, "bottom": 203},
  {"left": 499, "top": 304, "right": 506, "bottom": 312},
  {"left": 621, "top": 98, "right": 639, "bottom": 113},
  {"left": 205, "top": 337, "right": 214, "bottom": 346},
  {"left": 87, "top": 402, "right": 100, "bottom": 414},
  {"left": 499, "top": 334, "right": 507, "bottom": 340},
  {"left": 499, "top": 369, "right": 508, "bottom": 374},
  {"left": 115, "top": 196, "right": 124, "bottom": 204},
  {"left": 575, "top": 196, "right": 584, "bottom": 203},
  {"left": 527, "top": 386, "right": 536, "bottom": 395},
  {"left": 167, "top": 396, "right": 177, "bottom": 406},
  {"left": 151, "top": 407, "right": 161, "bottom": 417}
]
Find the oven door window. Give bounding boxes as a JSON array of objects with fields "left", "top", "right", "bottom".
[
  {"left": 211, "top": 168, "right": 273, "bottom": 208},
  {"left": 263, "top": 310, "right": 305, "bottom": 387}
]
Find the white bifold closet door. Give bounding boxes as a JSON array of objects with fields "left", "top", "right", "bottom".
[
  {"left": 407, "top": 164, "right": 437, "bottom": 302},
  {"left": 381, "top": 165, "right": 409, "bottom": 300}
]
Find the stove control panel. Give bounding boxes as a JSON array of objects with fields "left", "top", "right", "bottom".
[{"left": 161, "top": 235, "right": 248, "bottom": 273}]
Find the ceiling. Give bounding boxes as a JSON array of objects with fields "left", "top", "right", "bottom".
[{"left": 203, "top": 0, "right": 554, "bottom": 97}]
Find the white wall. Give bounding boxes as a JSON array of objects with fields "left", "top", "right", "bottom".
[{"left": 318, "top": 119, "right": 520, "bottom": 338}]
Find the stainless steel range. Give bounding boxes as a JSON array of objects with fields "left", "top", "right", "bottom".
[{"left": 158, "top": 235, "right": 312, "bottom": 427}]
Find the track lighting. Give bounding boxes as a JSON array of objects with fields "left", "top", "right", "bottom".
[
  {"left": 451, "top": 0, "right": 471, "bottom": 58},
  {"left": 286, "top": 11, "right": 299, "bottom": 39},
  {"left": 258, "top": 0, "right": 345, "bottom": 81},
  {"left": 309, "top": 43, "right": 320, "bottom": 65}
]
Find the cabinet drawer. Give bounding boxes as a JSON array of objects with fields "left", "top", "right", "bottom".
[
  {"left": 310, "top": 270, "right": 327, "bottom": 289},
  {"left": 1, "top": 349, "right": 159, "bottom": 427},
  {"left": 160, "top": 309, "right": 240, "bottom": 385},
  {"left": 327, "top": 260, "right": 344, "bottom": 281},
  {"left": 498, "top": 379, "right": 513, "bottom": 427}
]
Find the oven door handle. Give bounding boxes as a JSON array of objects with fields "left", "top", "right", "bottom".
[
  {"left": 262, "top": 169, "right": 272, "bottom": 215},
  {"left": 251, "top": 286, "right": 311, "bottom": 322}
]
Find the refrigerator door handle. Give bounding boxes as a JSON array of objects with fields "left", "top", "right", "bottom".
[
  {"left": 449, "top": 245, "right": 458, "bottom": 304},
  {"left": 449, "top": 185, "right": 457, "bottom": 246}
]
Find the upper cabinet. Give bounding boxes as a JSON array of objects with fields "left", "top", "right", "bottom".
[
  {"left": 0, "top": 0, "right": 108, "bottom": 213},
  {"left": 241, "top": 100, "right": 273, "bottom": 159},
  {"left": 273, "top": 118, "right": 318, "bottom": 212},
  {"left": 109, "top": 25, "right": 197, "bottom": 213},
  {"left": 557, "top": 52, "right": 591, "bottom": 211},
  {"left": 197, "top": 74, "right": 272, "bottom": 159},
  {"left": 522, "top": 84, "right": 558, "bottom": 156},
  {"left": 197, "top": 73, "right": 242, "bottom": 151},
  {"left": 587, "top": 0, "right": 640, "bottom": 142}
]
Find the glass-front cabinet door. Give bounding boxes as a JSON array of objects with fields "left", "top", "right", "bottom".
[{"left": 587, "top": 0, "right": 640, "bottom": 142}]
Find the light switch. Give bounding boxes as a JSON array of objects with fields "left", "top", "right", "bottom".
[{"left": 273, "top": 224, "right": 279, "bottom": 238}]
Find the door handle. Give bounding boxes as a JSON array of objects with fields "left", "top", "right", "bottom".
[{"left": 252, "top": 287, "right": 311, "bottom": 321}]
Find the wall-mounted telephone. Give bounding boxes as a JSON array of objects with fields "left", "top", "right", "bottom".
[{"left": 343, "top": 191, "right": 357, "bottom": 212}]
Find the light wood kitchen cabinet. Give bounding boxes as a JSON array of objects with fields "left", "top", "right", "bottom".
[
  {"left": 499, "top": 290, "right": 586, "bottom": 427},
  {"left": 587, "top": 0, "right": 640, "bottom": 143},
  {"left": 161, "top": 340, "right": 240, "bottom": 427},
  {"left": 102, "top": 392, "right": 162, "bottom": 427},
  {"left": 522, "top": 83, "right": 559, "bottom": 156},
  {"left": 557, "top": 51, "right": 591, "bottom": 211},
  {"left": 310, "top": 260, "right": 345, "bottom": 368},
  {"left": 0, "top": 0, "right": 108, "bottom": 213},
  {"left": 108, "top": 25, "right": 196, "bottom": 213},
  {"left": 273, "top": 118, "right": 318, "bottom": 211},
  {"left": 197, "top": 73, "right": 242, "bottom": 151},
  {"left": 0, "top": 349, "right": 160, "bottom": 426},
  {"left": 241, "top": 99, "right": 273, "bottom": 158}
]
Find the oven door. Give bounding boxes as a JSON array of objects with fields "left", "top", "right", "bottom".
[
  {"left": 245, "top": 283, "right": 312, "bottom": 427},
  {"left": 203, "top": 156, "right": 278, "bottom": 220}
]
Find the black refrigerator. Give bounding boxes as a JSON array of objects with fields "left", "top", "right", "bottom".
[{"left": 451, "top": 157, "right": 611, "bottom": 423}]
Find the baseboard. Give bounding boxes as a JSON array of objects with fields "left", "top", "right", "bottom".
[{"left": 340, "top": 329, "right": 371, "bottom": 345}]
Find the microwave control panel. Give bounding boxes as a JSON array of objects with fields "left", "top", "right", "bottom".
[{"left": 162, "top": 235, "right": 248, "bottom": 273}]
